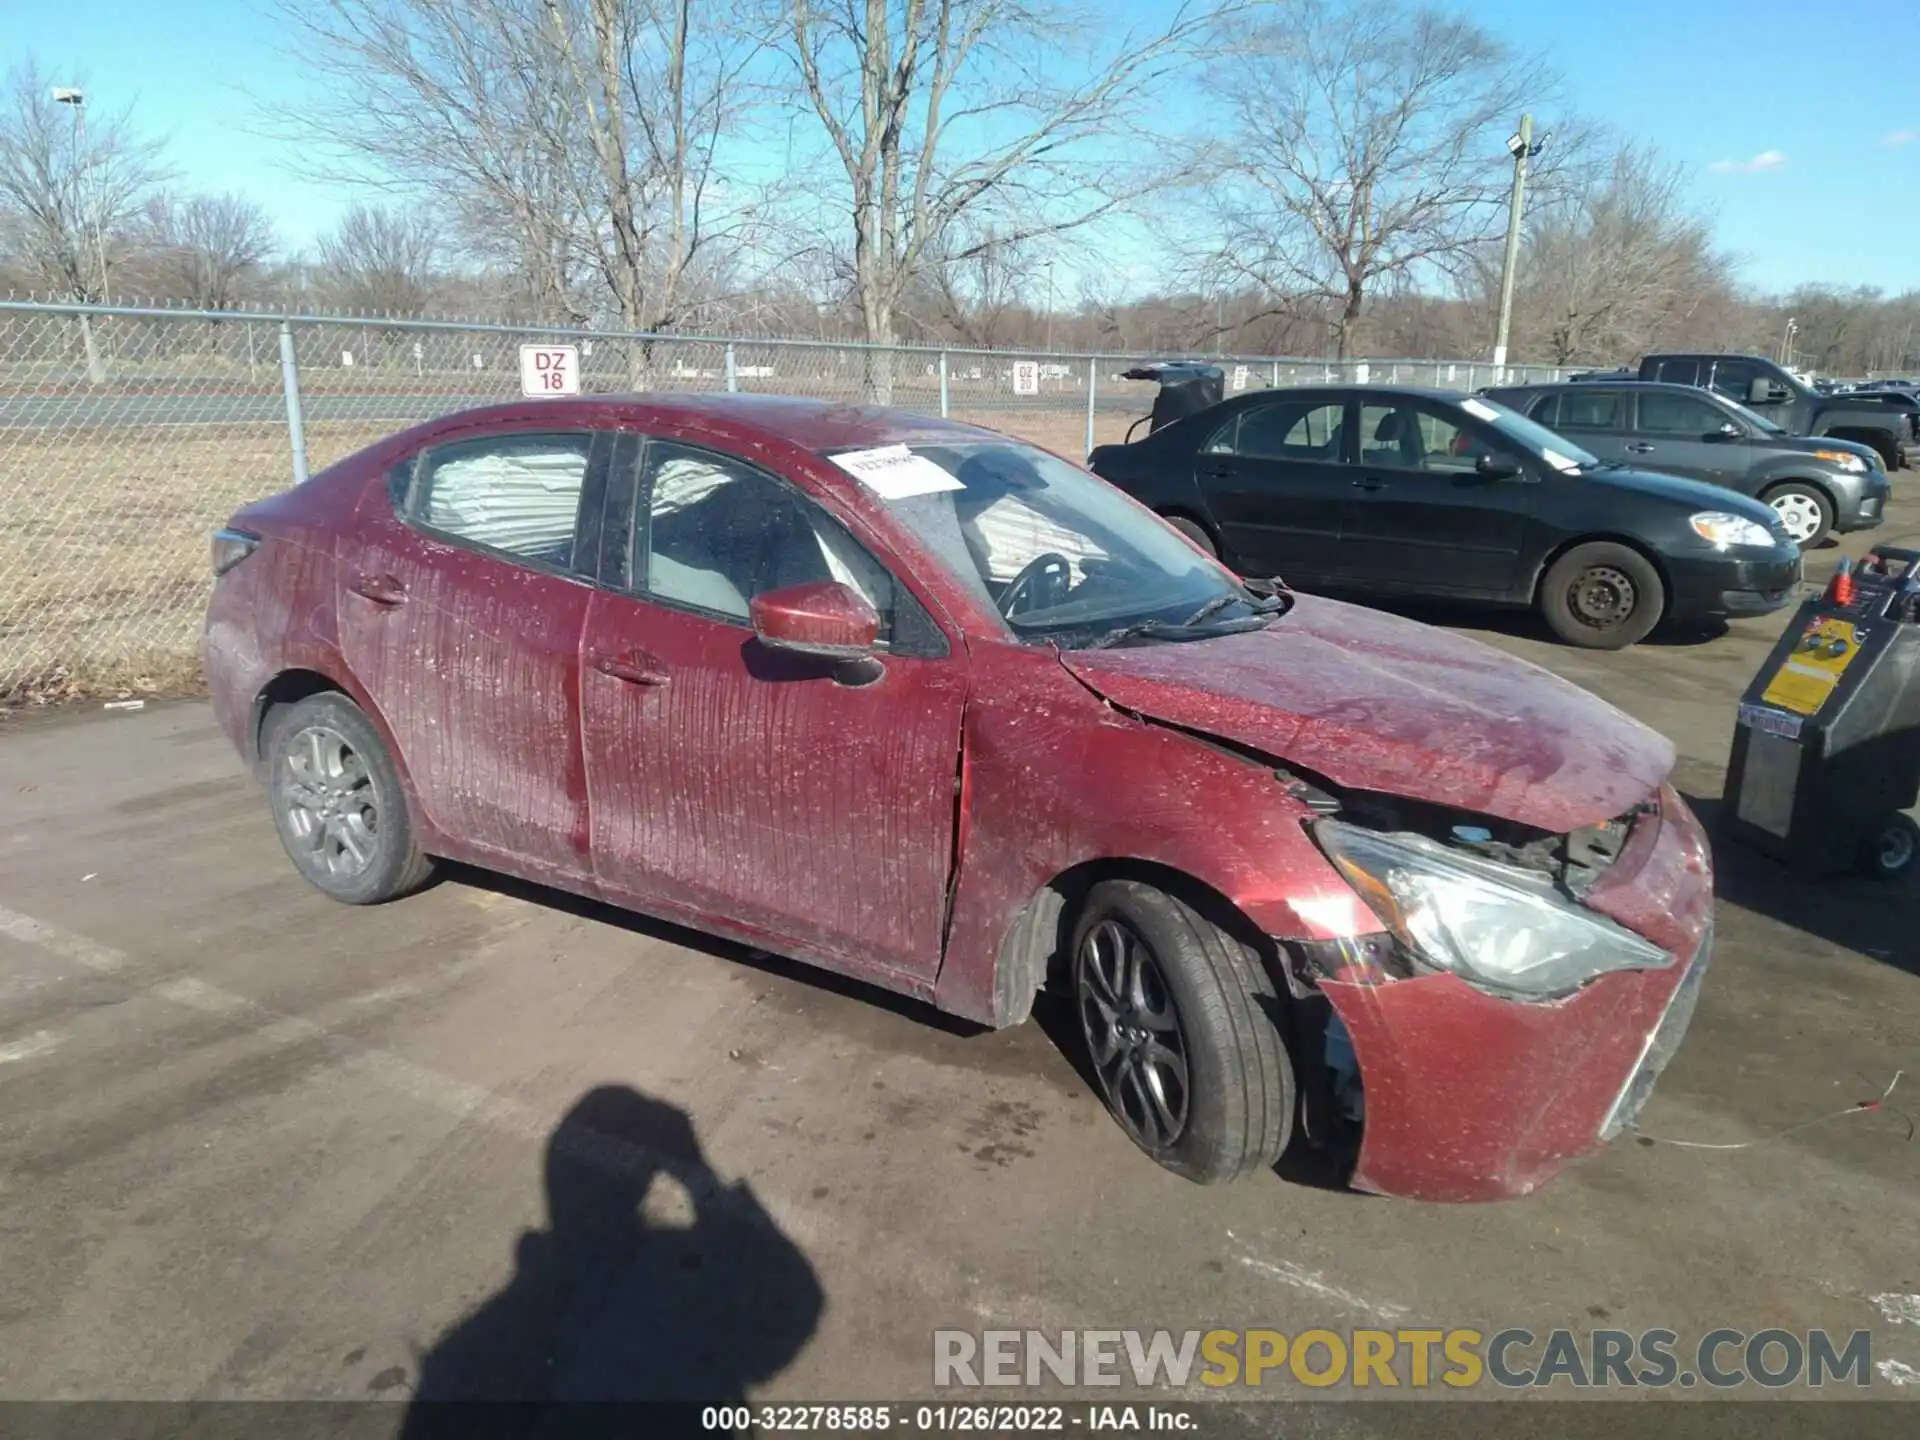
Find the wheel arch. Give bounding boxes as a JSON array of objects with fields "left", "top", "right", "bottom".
[
  {"left": 1156, "top": 506, "right": 1222, "bottom": 552},
  {"left": 988, "top": 856, "right": 1284, "bottom": 1028},
  {"left": 250, "top": 667, "right": 422, "bottom": 829}
]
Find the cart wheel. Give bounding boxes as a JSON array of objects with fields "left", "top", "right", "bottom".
[{"left": 1858, "top": 813, "right": 1920, "bottom": 881}]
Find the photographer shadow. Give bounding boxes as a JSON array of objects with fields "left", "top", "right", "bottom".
[{"left": 401, "top": 1085, "right": 825, "bottom": 1440}]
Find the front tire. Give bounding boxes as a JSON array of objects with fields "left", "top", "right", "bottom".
[
  {"left": 1859, "top": 813, "right": 1919, "bottom": 882},
  {"left": 1539, "top": 542, "right": 1665, "bottom": 649},
  {"left": 1762, "top": 482, "right": 1834, "bottom": 550},
  {"left": 1071, "top": 881, "right": 1293, "bottom": 1183},
  {"left": 263, "top": 692, "right": 435, "bottom": 905}
]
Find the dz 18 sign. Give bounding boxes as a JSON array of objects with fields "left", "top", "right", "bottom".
[{"left": 519, "top": 344, "right": 580, "bottom": 397}]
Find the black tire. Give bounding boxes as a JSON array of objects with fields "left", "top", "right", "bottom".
[
  {"left": 262, "top": 692, "right": 435, "bottom": 905},
  {"left": 1162, "top": 513, "right": 1219, "bottom": 559},
  {"left": 1538, "top": 541, "right": 1665, "bottom": 650},
  {"left": 1761, "top": 481, "right": 1834, "bottom": 551},
  {"left": 1858, "top": 813, "right": 1919, "bottom": 882},
  {"left": 1071, "top": 880, "right": 1293, "bottom": 1183}
]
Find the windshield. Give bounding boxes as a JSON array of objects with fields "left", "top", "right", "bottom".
[
  {"left": 827, "top": 440, "right": 1284, "bottom": 648},
  {"left": 1722, "top": 397, "right": 1785, "bottom": 433},
  {"left": 1458, "top": 395, "right": 1600, "bottom": 472}
]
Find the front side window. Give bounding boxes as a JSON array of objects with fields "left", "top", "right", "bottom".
[
  {"left": 1637, "top": 392, "right": 1726, "bottom": 436},
  {"left": 638, "top": 441, "right": 898, "bottom": 640},
  {"left": 842, "top": 440, "right": 1279, "bottom": 647},
  {"left": 1358, "top": 402, "right": 1519, "bottom": 475},
  {"left": 411, "top": 432, "right": 594, "bottom": 571}
]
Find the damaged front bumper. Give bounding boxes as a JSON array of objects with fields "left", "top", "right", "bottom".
[{"left": 1303, "top": 786, "right": 1714, "bottom": 1202}]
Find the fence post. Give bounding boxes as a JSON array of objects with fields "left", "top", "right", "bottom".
[
  {"left": 246, "top": 322, "right": 257, "bottom": 383},
  {"left": 278, "top": 321, "right": 310, "bottom": 487},
  {"left": 724, "top": 342, "right": 738, "bottom": 393},
  {"left": 1084, "top": 358, "right": 1098, "bottom": 457},
  {"left": 1271, "top": 360, "right": 1280, "bottom": 388},
  {"left": 938, "top": 351, "right": 949, "bottom": 417}
]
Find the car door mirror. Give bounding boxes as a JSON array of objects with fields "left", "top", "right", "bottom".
[
  {"left": 1747, "top": 378, "right": 1787, "bottom": 405},
  {"left": 1474, "top": 452, "right": 1523, "bottom": 480},
  {"left": 750, "top": 580, "right": 881, "bottom": 660},
  {"left": 1714, "top": 421, "right": 1743, "bottom": 440}
]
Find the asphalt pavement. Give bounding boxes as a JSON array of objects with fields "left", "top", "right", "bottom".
[{"left": 1, "top": 508, "right": 1918, "bottom": 1426}]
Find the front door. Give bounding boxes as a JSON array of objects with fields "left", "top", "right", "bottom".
[
  {"left": 1627, "top": 389, "right": 1747, "bottom": 486},
  {"left": 1343, "top": 399, "right": 1536, "bottom": 598},
  {"left": 338, "top": 427, "right": 608, "bottom": 879},
  {"left": 579, "top": 438, "right": 966, "bottom": 981},
  {"left": 1192, "top": 396, "right": 1353, "bottom": 583}
]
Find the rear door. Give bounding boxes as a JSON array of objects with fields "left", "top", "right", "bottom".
[
  {"left": 339, "top": 426, "right": 612, "bottom": 880},
  {"left": 1191, "top": 395, "right": 1353, "bottom": 582},
  {"left": 1543, "top": 387, "right": 1638, "bottom": 467},
  {"left": 1627, "top": 390, "right": 1745, "bottom": 486},
  {"left": 1342, "top": 398, "right": 1538, "bottom": 598}
]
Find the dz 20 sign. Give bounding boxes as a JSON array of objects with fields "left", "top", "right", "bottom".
[{"left": 519, "top": 344, "right": 580, "bottom": 397}]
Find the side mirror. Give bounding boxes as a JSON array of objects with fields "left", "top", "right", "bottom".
[
  {"left": 1715, "top": 421, "right": 1743, "bottom": 439},
  {"left": 1475, "top": 452, "right": 1523, "bottom": 480},
  {"left": 750, "top": 580, "right": 881, "bottom": 660},
  {"left": 1747, "top": 378, "right": 1788, "bottom": 405}
]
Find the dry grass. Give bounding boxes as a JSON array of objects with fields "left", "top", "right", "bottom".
[{"left": 0, "top": 402, "right": 1150, "bottom": 703}]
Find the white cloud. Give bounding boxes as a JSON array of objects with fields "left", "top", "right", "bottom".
[
  {"left": 1708, "top": 150, "right": 1787, "bottom": 174},
  {"left": 1886, "top": 130, "right": 1918, "bottom": 147}
]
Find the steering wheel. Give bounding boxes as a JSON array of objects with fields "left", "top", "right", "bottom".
[{"left": 999, "top": 552, "right": 1074, "bottom": 620}]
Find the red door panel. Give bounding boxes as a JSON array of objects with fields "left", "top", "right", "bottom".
[
  {"left": 338, "top": 470, "right": 593, "bottom": 880},
  {"left": 580, "top": 590, "right": 966, "bottom": 981}
]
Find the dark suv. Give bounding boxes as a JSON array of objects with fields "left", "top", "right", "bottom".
[{"left": 1483, "top": 381, "right": 1890, "bottom": 549}]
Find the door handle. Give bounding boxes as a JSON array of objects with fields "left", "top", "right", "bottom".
[
  {"left": 1626, "top": 442, "right": 1656, "bottom": 453},
  {"left": 349, "top": 572, "right": 408, "bottom": 606},
  {"left": 591, "top": 651, "right": 670, "bottom": 687},
  {"left": 1350, "top": 477, "right": 1387, "bottom": 491}
]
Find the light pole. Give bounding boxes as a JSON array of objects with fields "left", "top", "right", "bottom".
[
  {"left": 1779, "top": 315, "right": 1799, "bottom": 367},
  {"left": 1044, "top": 258, "right": 1056, "bottom": 354},
  {"left": 1492, "top": 113, "right": 1547, "bottom": 372},
  {"left": 54, "top": 86, "right": 108, "bottom": 383}
]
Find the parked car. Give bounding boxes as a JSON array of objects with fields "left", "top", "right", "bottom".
[
  {"left": 1482, "top": 380, "right": 1890, "bottom": 549},
  {"left": 203, "top": 394, "right": 1714, "bottom": 1203},
  {"left": 1634, "top": 353, "right": 1919, "bottom": 472},
  {"left": 1086, "top": 385, "right": 1802, "bottom": 649}
]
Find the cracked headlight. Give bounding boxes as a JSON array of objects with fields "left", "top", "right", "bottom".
[{"left": 1313, "top": 820, "right": 1673, "bottom": 1000}]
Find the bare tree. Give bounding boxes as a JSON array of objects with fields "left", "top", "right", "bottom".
[
  {"left": 1499, "top": 142, "right": 1730, "bottom": 365},
  {"left": 312, "top": 203, "right": 443, "bottom": 312},
  {"left": 272, "top": 0, "right": 767, "bottom": 378},
  {"left": 783, "top": 0, "right": 1226, "bottom": 398},
  {"left": 1208, "top": 0, "right": 1545, "bottom": 359},
  {"left": 138, "top": 191, "right": 276, "bottom": 308}
]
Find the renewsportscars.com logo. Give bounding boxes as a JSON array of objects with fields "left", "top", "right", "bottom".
[{"left": 933, "top": 1328, "right": 1878, "bottom": 1390}]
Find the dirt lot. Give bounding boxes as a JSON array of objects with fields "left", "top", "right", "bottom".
[{"left": 0, "top": 486, "right": 1917, "bottom": 1427}]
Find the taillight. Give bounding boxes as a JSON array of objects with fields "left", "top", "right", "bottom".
[{"left": 211, "top": 527, "right": 261, "bottom": 576}]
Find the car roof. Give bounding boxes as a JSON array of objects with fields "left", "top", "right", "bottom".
[
  {"left": 415, "top": 391, "right": 1006, "bottom": 453},
  {"left": 1493, "top": 380, "right": 1728, "bottom": 398}
]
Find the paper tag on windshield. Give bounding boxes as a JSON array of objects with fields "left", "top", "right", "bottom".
[
  {"left": 1461, "top": 397, "right": 1501, "bottom": 422},
  {"left": 831, "top": 444, "right": 965, "bottom": 500}
]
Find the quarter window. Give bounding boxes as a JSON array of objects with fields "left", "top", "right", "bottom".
[{"left": 411, "top": 432, "right": 594, "bottom": 572}]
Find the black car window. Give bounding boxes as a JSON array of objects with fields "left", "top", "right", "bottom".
[
  {"left": 636, "top": 439, "right": 941, "bottom": 653},
  {"left": 1707, "top": 358, "right": 1761, "bottom": 403},
  {"left": 1525, "top": 394, "right": 1559, "bottom": 426},
  {"left": 1636, "top": 392, "right": 1726, "bottom": 436},
  {"left": 1557, "top": 390, "right": 1627, "bottom": 432},
  {"left": 1358, "top": 401, "right": 1514, "bottom": 475},
  {"left": 410, "top": 432, "right": 596, "bottom": 574},
  {"left": 1233, "top": 400, "right": 1346, "bottom": 461}
]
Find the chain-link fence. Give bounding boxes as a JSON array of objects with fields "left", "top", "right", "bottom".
[{"left": 0, "top": 298, "right": 1571, "bottom": 701}]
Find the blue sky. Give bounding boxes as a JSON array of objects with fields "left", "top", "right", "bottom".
[{"left": 13, "top": 0, "right": 1918, "bottom": 296}]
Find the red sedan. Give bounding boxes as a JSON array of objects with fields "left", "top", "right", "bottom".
[{"left": 203, "top": 394, "right": 1713, "bottom": 1201}]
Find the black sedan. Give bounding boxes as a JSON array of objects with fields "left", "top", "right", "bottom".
[
  {"left": 1087, "top": 386, "right": 1803, "bottom": 649},
  {"left": 1483, "top": 381, "right": 1889, "bottom": 549}
]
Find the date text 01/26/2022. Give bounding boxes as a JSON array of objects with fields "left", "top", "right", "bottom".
[{"left": 701, "top": 1405, "right": 1196, "bottom": 1433}]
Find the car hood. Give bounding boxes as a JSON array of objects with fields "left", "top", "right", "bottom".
[
  {"left": 1059, "top": 595, "right": 1675, "bottom": 833},
  {"left": 1578, "top": 465, "right": 1783, "bottom": 525}
]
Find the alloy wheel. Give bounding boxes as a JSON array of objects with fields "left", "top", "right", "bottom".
[
  {"left": 1076, "top": 917, "right": 1191, "bottom": 1150},
  {"left": 281, "top": 724, "right": 380, "bottom": 878}
]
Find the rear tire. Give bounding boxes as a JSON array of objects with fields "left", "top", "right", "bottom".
[
  {"left": 262, "top": 692, "right": 435, "bottom": 905},
  {"left": 1761, "top": 482, "right": 1834, "bottom": 550},
  {"left": 1858, "top": 813, "right": 1919, "bottom": 882},
  {"left": 1162, "top": 513, "right": 1219, "bottom": 558},
  {"left": 1071, "top": 880, "right": 1293, "bottom": 1184},
  {"left": 1539, "top": 542, "right": 1666, "bottom": 650}
]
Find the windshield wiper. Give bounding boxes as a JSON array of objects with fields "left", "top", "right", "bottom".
[
  {"left": 1180, "top": 592, "right": 1243, "bottom": 627},
  {"left": 1081, "top": 589, "right": 1290, "bottom": 649}
]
